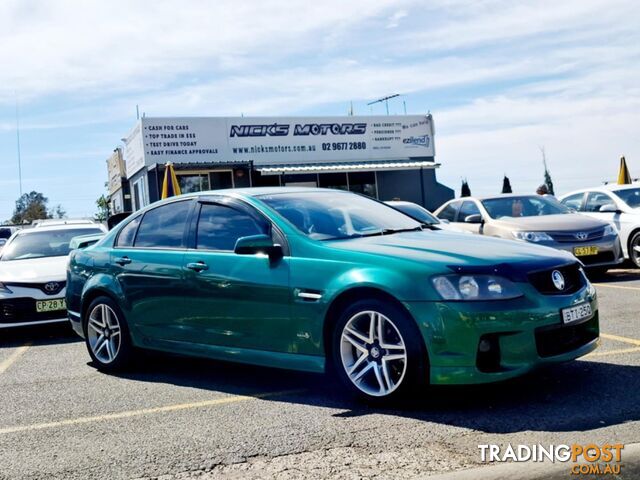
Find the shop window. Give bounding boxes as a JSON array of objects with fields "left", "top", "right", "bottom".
[
  {"left": 283, "top": 174, "right": 317, "bottom": 187},
  {"left": 132, "top": 178, "right": 147, "bottom": 211},
  {"left": 178, "top": 174, "right": 210, "bottom": 194},
  {"left": 348, "top": 172, "right": 376, "bottom": 198},
  {"left": 319, "top": 173, "right": 348, "bottom": 191},
  {"left": 251, "top": 170, "right": 281, "bottom": 187},
  {"left": 210, "top": 171, "right": 233, "bottom": 190}
]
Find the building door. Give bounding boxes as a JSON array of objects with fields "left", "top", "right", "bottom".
[{"left": 210, "top": 171, "right": 233, "bottom": 189}]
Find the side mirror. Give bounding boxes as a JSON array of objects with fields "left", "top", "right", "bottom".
[
  {"left": 464, "top": 214, "right": 483, "bottom": 224},
  {"left": 599, "top": 204, "right": 620, "bottom": 213},
  {"left": 234, "top": 234, "right": 283, "bottom": 260}
]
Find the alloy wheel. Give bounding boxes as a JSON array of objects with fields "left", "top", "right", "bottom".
[
  {"left": 87, "top": 304, "right": 122, "bottom": 364},
  {"left": 340, "top": 310, "right": 408, "bottom": 397}
]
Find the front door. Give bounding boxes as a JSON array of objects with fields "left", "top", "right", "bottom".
[
  {"left": 182, "top": 199, "right": 292, "bottom": 352},
  {"left": 455, "top": 200, "right": 484, "bottom": 234}
]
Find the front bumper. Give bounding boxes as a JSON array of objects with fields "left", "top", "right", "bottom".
[
  {"left": 405, "top": 284, "right": 599, "bottom": 385},
  {"left": 0, "top": 286, "right": 68, "bottom": 329},
  {"left": 545, "top": 237, "right": 623, "bottom": 268}
]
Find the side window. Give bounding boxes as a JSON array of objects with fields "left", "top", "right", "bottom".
[
  {"left": 561, "top": 193, "right": 585, "bottom": 211},
  {"left": 584, "top": 192, "right": 613, "bottom": 213},
  {"left": 196, "top": 203, "right": 268, "bottom": 251},
  {"left": 115, "top": 216, "right": 141, "bottom": 248},
  {"left": 437, "top": 202, "right": 460, "bottom": 221},
  {"left": 134, "top": 201, "right": 192, "bottom": 248},
  {"left": 458, "top": 201, "right": 481, "bottom": 221}
]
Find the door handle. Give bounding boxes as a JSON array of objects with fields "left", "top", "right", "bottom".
[
  {"left": 186, "top": 261, "right": 209, "bottom": 272},
  {"left": 115, "top": 256, "right": 132, "bottom": 266}
]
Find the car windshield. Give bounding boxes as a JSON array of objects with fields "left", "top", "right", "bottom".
[
  {"left": 259, "top": 192, "right": 422, "bottom": 240},
  {"left": 391, "top": 203, "right": 440, "bottom": 225},
  {"left": 481, "top": 195, "right": 571, "bottom": 219},
  {"left": 0, "top": 228, "right": 103, "bottom": 261},
  {"left": 614, "top": 187, "right": 640, "bottom": 209}
]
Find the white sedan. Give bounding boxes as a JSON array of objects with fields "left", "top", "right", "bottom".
[
  {"left": 559, "top": 184, "right": 640, "bottom": 267},
  {"left": 385, "top": 201, "right": 469, "bottom": 233},
  {"left": 0, "top": 223, "right": 106, "bottom": 328}
]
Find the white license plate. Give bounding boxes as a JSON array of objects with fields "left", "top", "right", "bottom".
[
  {"left": 36, "top": 298, "right": 67, "bottom": 313},
  {"left": 561, "top": 303, "right": 593, "bottom": 325}
]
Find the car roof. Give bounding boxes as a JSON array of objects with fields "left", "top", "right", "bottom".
[
  {"left": 385, "top": 200, "right": 419, "bottom": 206},
  {"left": 17, "top": 224, "right": 106, "bottom": 235},
  {"left": 560, "top": 183, "right": 640, "bottom": 197},
  {"left": 208, "top": 186, "right": 348, "bottom": 197}
]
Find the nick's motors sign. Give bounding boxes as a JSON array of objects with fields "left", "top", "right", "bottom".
[{"left": 122, "top": 115, "right": 435, "bottom": 177}]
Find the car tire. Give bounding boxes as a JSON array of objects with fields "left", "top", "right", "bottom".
[
  {"left": 629, "top": 231, "right": 640, "bottom": 268},
  {"left": 331, "top": 298, "right": 427, "bottom": 404},
  {"left": 83, "top": 296, "right": 134, "bottom": 372}
]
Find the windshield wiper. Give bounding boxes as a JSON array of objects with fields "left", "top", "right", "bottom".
[{"left": 358, "top": 226, "right": 424, "bottom": 237}]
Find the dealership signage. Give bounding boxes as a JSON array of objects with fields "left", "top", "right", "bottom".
[
  {"left": 122, "top": 115, "right": 435, "bottom": 179},
  {"left": 106, "top": 148, "right": 126, "bottom": 194}
]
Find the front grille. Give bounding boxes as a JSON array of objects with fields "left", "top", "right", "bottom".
[
  {"left": 4, "top": 281, "right": 66, "bottom": 296},
  {"left": 549, "top": 228, "right": 605, "bottom": 243},
  {"left": 580, "top": 251, "right": 616, "bottom": 266},
  {"left": 535, "top": 316, "right": 598, "bottom": 358},
  {"left": 0, "top": 298, "right": 66, "bottom": 324},
  {"left": 528, "top": 263, "right": 584, "bottom": 295}
]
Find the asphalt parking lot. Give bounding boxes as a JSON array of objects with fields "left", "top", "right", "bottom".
[{"left": 1, "top": 269, "right": 639, "bottom": 480}]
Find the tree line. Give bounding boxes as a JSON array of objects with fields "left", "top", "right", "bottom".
[{"left": 460, "top": 161, "right": 555, "bottom": 198}]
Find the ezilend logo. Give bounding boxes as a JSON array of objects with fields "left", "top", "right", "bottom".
[
  {"left": 230, "top": 124, "right": 289, "bottom": 137},
  {"left": 403, "top": 135, "right": 430, "bottom": 147}
]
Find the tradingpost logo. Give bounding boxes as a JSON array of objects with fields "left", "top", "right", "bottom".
[{"left": 479, "top": 443, "right": 624, "bottom": 475}]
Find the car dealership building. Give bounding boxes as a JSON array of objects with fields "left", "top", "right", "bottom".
[{"left": 106, "top": 114, "right": 453, "bottom": 213}]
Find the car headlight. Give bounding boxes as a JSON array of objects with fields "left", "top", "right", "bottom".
[
  {"left": 431, "top": 274, "right": 523, "bottom": 301},
  {"left": 603, "top": 224, "right": 617, "bottom": 237},
  {"left": 512, "top": 231, "right": 553, "bottom": 242},
  {"left": 0, "top": 282, "right": 12, "bottom": 294}
]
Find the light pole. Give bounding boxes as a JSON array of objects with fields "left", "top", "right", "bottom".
[{"left": 15, "top": 94, "right": 23, "bottom": 196}]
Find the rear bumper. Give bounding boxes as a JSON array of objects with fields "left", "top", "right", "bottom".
[
  {"left": 404, "top": 284, "right": 599, "bottom": 385},
  {"left": 68, "top": 310, "right": 84, "bottom": 338}
]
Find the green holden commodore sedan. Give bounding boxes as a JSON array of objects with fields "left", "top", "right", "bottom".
[{"left": 66, "top": 188, "right": 599, "bottom": 403}]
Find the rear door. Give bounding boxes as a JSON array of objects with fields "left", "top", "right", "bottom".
[
  {"left": 181, "top": 197, "right": 292, "bottom": 352},
  {"left": 112, "top": 199, "right": 195, "bottom": 341}
]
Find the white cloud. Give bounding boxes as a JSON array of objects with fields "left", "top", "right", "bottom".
[
  {"left": 1, "top": 0, "right": 640, "bottom": 218},
  {"left": 386, "top": 10, "right": 407, "bottom": 28}
]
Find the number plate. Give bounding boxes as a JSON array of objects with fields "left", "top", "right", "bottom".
[
  {"left": 36, "top": 298, "right": 67, "bottom": 313},
  {"left": 574, "top": 246, "right": 599, "bottom": 256},
  {"left": 561, "top": 302, "right": 593, "bottom": 325}
]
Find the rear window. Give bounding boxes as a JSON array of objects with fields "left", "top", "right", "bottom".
[{"left": 134, "top": 201, "right": 192, "bottom": 249}]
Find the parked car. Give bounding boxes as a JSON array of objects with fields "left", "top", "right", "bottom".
[
  {"left": 32, "top": 219, "right": 98, "bottom": 228},
  {"left": 385, "top": 201, "right": 468, "bottom": 233},
  {"left": 0, "top": 226, "right": 20, "bottom": 249},
  {"left": 67, "top": 188, "right": 599, "bottom": 403},
  {"left": 559, "top": 184, "right": 640, "bottom": 268},
  {"left": 434, "top": 194, "right": 623, "bottom": 273},
  {"left": 0, "top": 223, "right": 106, "bottom": 328}
]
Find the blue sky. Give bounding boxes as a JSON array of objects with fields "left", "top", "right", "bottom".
[{"left": 1, "top": 0, "right": 639, "bottom": 220}]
